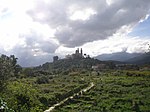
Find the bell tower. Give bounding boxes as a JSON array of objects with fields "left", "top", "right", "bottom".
[{"left": 81, "top": 48, "right": 83, "bottom": 57}]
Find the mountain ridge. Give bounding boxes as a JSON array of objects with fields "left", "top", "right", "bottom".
[
  {"left": 95, "top": 52, "right": 142, "bottom": 62},
  {"left": 126, "top": 52, "right": 150, "bottom": 65}
]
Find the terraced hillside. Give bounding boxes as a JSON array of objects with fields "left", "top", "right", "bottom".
[
  {"left": 52, "top": 71, "right": 150, "bottom": 112},
  {"left": 1, "top": 70, "right": 150, "bottom": 112}
]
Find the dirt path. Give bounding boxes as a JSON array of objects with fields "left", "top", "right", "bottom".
[{"left": 44, "top": 82, "right": 94, "bottom": 112}]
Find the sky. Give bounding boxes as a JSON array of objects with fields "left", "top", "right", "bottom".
[{"left": 0, "top": 0, "right": 150, "bottom": 67}]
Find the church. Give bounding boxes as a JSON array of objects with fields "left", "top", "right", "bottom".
[{"left": 65, "top": 48, "right": 83, "bottom": 59}]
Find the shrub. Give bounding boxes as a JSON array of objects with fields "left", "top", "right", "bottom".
[
  {"left": 3, "top": 81, "right": 43, "bottom": 112},
  {"left": 36, "top": 76, "right": 49, "bottom": 84}
]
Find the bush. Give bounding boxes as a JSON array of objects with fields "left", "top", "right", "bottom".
[
  {"left": 23, "top": 68, "right": 34, "bottom": 77},
  {"left": 36, "top": 76, "right": 49, "bottom": 84},
  {"left": 3, "top": 81, "right": 43, "bottom": 112}
]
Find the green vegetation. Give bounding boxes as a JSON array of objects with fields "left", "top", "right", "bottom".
[
  {"left": 0, "top": 54, "right": 150, "bottom": 112},
  {"left": 53, "top": 70, "right": 150, "bottom": 112},
  {"left": 36, "top": 58, "right": 115, "bottom": 71},
  {"left": 0, "top": 54, "right": 22, "bottom": 91}
]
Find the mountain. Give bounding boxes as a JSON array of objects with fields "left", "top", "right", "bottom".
[
  {"left": 95, "top": 52, "right": 142, "bottom": 62},
  {"left": 126, "top": 53, "right": 150, "bottom": 65}
]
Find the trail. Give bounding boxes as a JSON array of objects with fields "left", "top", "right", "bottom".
[{"left": 44, "top": 82, "right": 94, "bottom": 112}]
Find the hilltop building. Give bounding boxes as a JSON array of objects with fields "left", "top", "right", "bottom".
[
  {"left": 54, "top": 48, "right": 91, "bottom": 60},
  {"left": 65, "top": 48, "right": 86, "bottom": 59}
]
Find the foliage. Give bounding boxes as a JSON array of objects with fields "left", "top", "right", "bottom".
[
  {"left": 23, "top": 68, "right": 53, "bottom": 77},
  {"left": 22, "top": 68, "right": 34, "bottom": 77},
  {"left": 53, "top": 71, "right": 150, "bottom": 112},
  {"left": 0, "top": 54, "right": 22, "bottom": 90},
  {"left": 35, "top": 58, "right": 116, "bottom": 72},
  {"left": 3, "top": 81, "right": 43, "bottom": 112},
  {"left": 125, "top": 70, "right": 150, "bottom": 77},
  {"left": 1, "top": 53, "right": 150, "bottom": 111},
  {"left": 1, "top": 68, "right": 150, "bottom": 112},
  {"left": 36, "top": 76, "right": 49, "bottom": 84}
]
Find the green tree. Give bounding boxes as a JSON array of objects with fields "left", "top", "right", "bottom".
[
  {"left": 5, "top": 81, "right": 43, "bottom": 112},
  {"left": 0, "top": 55, "right": 13, "bottom": 90},
  {"left": 36, "top": 76, "right": 49, "bottom": 84},
  {"left": 0, "top": 54, "right": 22, "bottom": 90},
  {"left": 10, "top": 55, "right": 22, "bottom": 75}
]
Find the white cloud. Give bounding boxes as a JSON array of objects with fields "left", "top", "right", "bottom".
[
  {"left": 106, "top": 0, "right": 114, "bottom": 6},
  {"left": 86, "top": 36, "right": 150, "bottom": 56},
  {"left": 0, "top": 0, "right": 57, "bottom": 51},
  {"left": 0, "top": 0, "right": 59, "bottom": 66},
  {"left": 139, "top": 14, "right": 149, "bottom": 23},
  {"left": 69, "top": 8, "right": 97, "bottom": 21}
]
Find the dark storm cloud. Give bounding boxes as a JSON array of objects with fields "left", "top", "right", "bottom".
[{"left": 28, "top": 0, "right": 150, "bottom": 47}]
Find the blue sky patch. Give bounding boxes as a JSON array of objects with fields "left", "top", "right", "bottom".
[{"left": 129, "top": 17, "right": 150, "bottom": 37}]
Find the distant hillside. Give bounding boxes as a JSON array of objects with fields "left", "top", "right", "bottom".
[
  {"left": 126, "top": 53, "right": 150, "bottom": 65},
  {"left": 95, "top": 52, "right": 142, "bottom": 62}
]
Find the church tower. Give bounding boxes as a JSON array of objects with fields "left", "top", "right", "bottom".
[{"left": 81, "top": 48, "right": 83, "bottom": 57}]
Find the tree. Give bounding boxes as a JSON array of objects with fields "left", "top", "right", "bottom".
[
  {"left": 5, "top": 81, "right": 42, "bottom": 112},
  {"left": 0, "top": 54, "right": 22, "bottom": 90},
  {"left": 36, "top": 76, "right": 49, "bottom": 84},
  {"left": 0, "top": 55, "right": 13, "bottom": 90},
  {"left": 10, "top": 55, "right": 22, "bottom": 75}
]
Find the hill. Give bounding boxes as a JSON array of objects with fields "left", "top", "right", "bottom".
[
  {"left": 126, "top": 53, "right": 150, "bottom": 65},
  {"left": 95, "top": 52, "right": 142, "bottom": 62},
  {"left": 35, "top": 58, "right": 116, "bottom": 71}
]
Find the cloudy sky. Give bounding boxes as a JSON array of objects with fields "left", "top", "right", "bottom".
[{"left": 0, "top": 0, "right": 150, "bottom": 67}]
